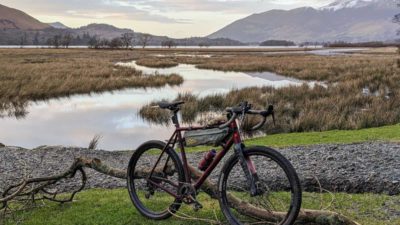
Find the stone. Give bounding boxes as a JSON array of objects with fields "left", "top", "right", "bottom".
[{"left": 0, "top": 141, "right": 399, "bottom": 195}]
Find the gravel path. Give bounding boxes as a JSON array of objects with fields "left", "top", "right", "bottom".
[{"left": 0, "top": 142, "right": 399, "bottom": 195}]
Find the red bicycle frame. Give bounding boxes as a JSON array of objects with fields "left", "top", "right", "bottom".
[{"left": 147, "top": 119, "right": 245, "bottom": 199}]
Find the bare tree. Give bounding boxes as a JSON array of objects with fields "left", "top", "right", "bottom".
[
  {"left": 99, "top": 38, "right": 110, "bottom": 48},
  {"left": 62, "top": 33, "right": 73, "bottom": 48},
  {"left": 53, "top": 35, "right": 61, "bottom": 48},
  {"left": 161, "top": 39, "right": 176, "bottom": 48},
  {"left": 46, "top": 35, "right": 61, "bottom": 48},
  {"left": 19, "top": 32, "right": 27, "bottom": 47},
  {"left": 87, "top": 35, "right": 100, "bottom": 49},
  {"left": 121, "top": 33, "right": 134, "bottom": 49},
  {"left": 33, "top": 32, "right": 40, "bottom": 46},
  {"left": 139, "top": 34, "right": 152, "bottom": 48},
  {"left": 109, "top": 37, "right": 123, "bottom": 49}
]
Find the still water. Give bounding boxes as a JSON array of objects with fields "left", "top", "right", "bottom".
[{"left": 0, "top": 62, "right": 317, "bottom": 150}]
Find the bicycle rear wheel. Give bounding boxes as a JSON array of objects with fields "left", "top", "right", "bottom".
[
  {"left": 127, "top": 140, "right": 185, "bottom": 220},
  {"left": 218, "top": 146, "right": 302, "bottom": 225}
]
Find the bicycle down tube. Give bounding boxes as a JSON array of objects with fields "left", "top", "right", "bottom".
[{"left": 146, "top": 119, "right": 257, "bottom": 199}]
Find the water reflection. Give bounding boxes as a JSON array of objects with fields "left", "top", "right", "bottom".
[
  {"left": 309, "top": 48, "right": 368, "bottom": 56},
  {"left": 0, "top": 101, "right": 29, "bottom": 119},
  {"left": 0, "top": 62, "right": 312, "bottom": 150}
]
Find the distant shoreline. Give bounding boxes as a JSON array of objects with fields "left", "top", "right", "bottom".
[{"left": 0, "top": 45, "right": 320, "bottom": 49}]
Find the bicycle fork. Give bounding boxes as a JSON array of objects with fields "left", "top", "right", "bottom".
[{"left": 234, "top": 143, "right": 264, "bottom": 197}]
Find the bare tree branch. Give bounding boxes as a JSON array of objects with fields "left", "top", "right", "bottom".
[{"left": 1, "top": 158, "right": 360, "bottom": 225}]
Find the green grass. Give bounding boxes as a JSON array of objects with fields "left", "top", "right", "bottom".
[
  {"left": 247, "top": 124, "right": 400, "bottom": 148},
  {"left": 184, "top": 124, "right": 400, "bottom": 153},
  {"left": 4, "top": 189, "right": 399, "bottom": 225}
]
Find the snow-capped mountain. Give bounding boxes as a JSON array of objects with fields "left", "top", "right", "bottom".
[
  {"left": 208, "top": 0, "right": 399, "bottom": 43},
  {"left": 321, "top": 0, "right": 375, "bottom": 11},
  {"left": 320, "top": 0, "right": 397, "bottom": 11}
]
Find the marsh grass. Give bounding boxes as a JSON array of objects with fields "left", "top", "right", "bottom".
[
  {"left": 88, "top": 134, "right": 102, "bottom": 150},
  {"left": 0, "top": 49, "right": 184, "bottom": 102},
  {"left": 0, "top": 49, "right": 183, "bottom": 117},
  {"left": 140, "top": 51, "right": 400, "bottom": 134},
  {"left": 136, "top": 57, "right": 179, "bottom": 68}
]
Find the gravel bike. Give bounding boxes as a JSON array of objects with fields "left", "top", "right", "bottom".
[{"left": 127, "top": 101, "right": 302, "bottom": 225}]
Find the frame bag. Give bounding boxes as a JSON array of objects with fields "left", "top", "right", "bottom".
[{"left": 184, "top": 128, "right": 229, "bottom": 147}]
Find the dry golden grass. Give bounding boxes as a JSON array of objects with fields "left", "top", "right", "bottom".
[
  {"left": 182, "top": 54, "right": 397, "bottom": 82},
  {"left": 2, "top": 47, "right": 399, "bottom": 133},
  {"left": 140, "top": 50, "right": 400, "bottom": 133},
  {"left": 136, "top": 57, "right": 179, "bottom": 68},
  {"left": 0, "top": 49, "right": 183, "bottom": 102}
]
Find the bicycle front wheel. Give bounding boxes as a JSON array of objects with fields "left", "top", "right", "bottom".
[
  {"left": 127, "top": 140, "right": 185, "bottom": 220},
  {"left": 218, "top": 146, "right": 302, "bottom": 225}
]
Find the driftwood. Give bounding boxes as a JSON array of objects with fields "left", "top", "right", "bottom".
[{"left": 0, "top": 157, "right": 360, "bottom": 225}]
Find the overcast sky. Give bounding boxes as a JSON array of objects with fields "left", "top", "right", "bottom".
[{"left": 0, "top": 0, "right": 334, "bottom": 38}]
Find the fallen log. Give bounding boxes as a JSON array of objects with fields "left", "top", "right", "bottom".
[{"left": 1, "top": 157, "right": 360, "bottom": 225}]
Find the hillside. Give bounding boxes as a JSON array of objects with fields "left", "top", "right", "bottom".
[
  {"left": 74, "top": 23, "right": 134, "bottom": 39},
  {"left": 0, "top": 4, "right": 50, "bottom": 30},
  {"left": 208, "top": 0, "right": 398, "bottom": 43}
]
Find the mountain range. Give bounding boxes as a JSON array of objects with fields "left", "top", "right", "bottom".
[
  {"left": 208, "top": 0, "right": 399, "bottom": 43},
  {"left": 0, "top": 4, "right": 243, "bottom": 46},
  {"left": 0, "top": 1, "right": 399, "bottom": 45}
]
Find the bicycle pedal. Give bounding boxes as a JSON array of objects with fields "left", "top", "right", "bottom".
[{"left": 192, "top": 202, "right": 203, "bottom": 212}]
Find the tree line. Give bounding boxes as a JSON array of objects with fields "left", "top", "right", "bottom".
[
  {"left": 19, "top": 31, "right": 178, "bottom": 49},
  {"left": 87, "top": 33, "right": 178, "bottom": 49}
]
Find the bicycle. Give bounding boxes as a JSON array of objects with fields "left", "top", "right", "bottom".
[{"left": 127, "top": 101, "right": 302, "bottom": 225}]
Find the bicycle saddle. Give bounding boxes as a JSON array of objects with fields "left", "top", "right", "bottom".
[{"left": 158, "top": 101, "right": 185, "bottom": 110}]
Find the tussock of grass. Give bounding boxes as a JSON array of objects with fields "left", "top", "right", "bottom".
[{"left": 136, "top": 58, "right": 179, "bottom": 68}]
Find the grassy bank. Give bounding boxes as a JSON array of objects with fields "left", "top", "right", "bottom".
[
  {"left": 183, "top": 124, "right": 400, "bottom": 153},
  {"left": 247, "top": 123, "right": 400, "bottom": 147},
  {"left": 4, "top": 188, "right": 399, "bottom": 225}
]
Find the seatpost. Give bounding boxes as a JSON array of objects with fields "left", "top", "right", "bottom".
[{"left": 171, "top": 109, "right": 180, "bottom": 127}]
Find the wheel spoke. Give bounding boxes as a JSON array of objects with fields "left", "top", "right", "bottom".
[
  {"left": 127, "top": 141, "right": 185, "bottom": 220},
  {"left": 219, "top": 147, "right": 301, "bottom": 225}
]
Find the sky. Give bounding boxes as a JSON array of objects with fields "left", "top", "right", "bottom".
[{"left": 0, "top": 0, "right": 334, "bottom": 38}]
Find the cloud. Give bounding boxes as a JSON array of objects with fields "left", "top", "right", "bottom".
[
  {"left": 0, "top": 0, "right": 187, "bottom": 23},
  {"left": 1, "top": 0, "right": 336, "bottom": 23},
  {"left": 113, "top": 0, "right": 334, "bottom": 14},
  {"left": 0, "top": 0, "right": 336, "bottom": 37}
]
